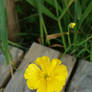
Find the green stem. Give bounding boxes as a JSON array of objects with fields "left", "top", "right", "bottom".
[
  {"left": 41, "top": 16, "right": 51, "bottom": 45},
  {"left": 67, "top": 27, "right": 71, "bottom": 46},
  {"left": 39, "top": 14, "right": 44, "bottom": 45},
  {"left": 58, "top": 19, "right": 66, "bottom": 50}
]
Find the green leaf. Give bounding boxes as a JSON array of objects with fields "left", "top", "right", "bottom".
[
  {"left": 26, "top": 0, "right": 57, "bottom": 20},
  {"left": 74, "top": 0, "right": 82, "bottom": 20},
  {"left": 45, "top": 0, "right": 62, "bottom": 12},
  {"left": 59, "top": 0, "right": 74, "bottom": 20}
]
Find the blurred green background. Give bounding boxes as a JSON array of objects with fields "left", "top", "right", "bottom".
[{"left": 0, "top": 0, "right": 92, "bottom": 64}]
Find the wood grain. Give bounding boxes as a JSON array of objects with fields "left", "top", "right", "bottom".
[
  {"left": 0, "top": 46, "right": 23, "bottom": 88},
  {"left": 4, "top": 43, "right": 76, "bottom": 92}
]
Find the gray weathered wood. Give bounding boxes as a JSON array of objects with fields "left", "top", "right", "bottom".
[
  {"left": 0, "top": 46, "right": 23, "bottom": 88},
  {"left": 4, "top": 43, "right": 76, "bottom": 92},
  {"left": 67, "top": 60, "right": 92, "bottom": 92},
  {"left": 61, "top": 55, "right": 76, "bottom": 92}
]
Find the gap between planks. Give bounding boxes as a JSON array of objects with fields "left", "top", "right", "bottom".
[
  {"left": 0, "top": 46, "right": 24, "bottom": 88},
  {"left": 66, "top": 60, "right": 92, "bottom": 92}
]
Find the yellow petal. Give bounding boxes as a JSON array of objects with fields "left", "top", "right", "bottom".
[
  {"left": 47, "top": 78, "right": 56, "bottom": 92},
  {"left": 37, "top": 78, "right": 47, "bottom": 92},
  {"left": 55, "top": 81, "right": 63, "bottom": 92},
  {"left": 51, "top": 58, "right": 61, "bottom": 68},
  {"left": 54, "top": 64, "right": 68, "bottom": 78},
  {"left": 35, "top": 56, "right": 50, "bottom": 71},
  {"left": 55, "top": 75, "right": 66, "bottom": 92},
  {"left": 47, "top": 76, "right": 64, "bottom": 92},
  {"left": 69, "top": 22, "right": 76, "bottom": 29},
  {"left": 26, "top": 79, "right": 36, "bottom": 90},
  {"left": 46, "top": 76, "right": 64, "bottom": 92},
  {"left": 24, "top": 64, "right": 40, "bottom": 80},
  {"left": 48, "top": 59, "right": 62, "bottom": 75},
  {"left": 52, "top": 64, "right": 68, "bottom": 92},
  {"left": 24, "top": 64, "right": 41, "bottom": 90}
]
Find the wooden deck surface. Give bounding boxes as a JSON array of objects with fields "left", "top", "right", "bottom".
[
  {"left": 3, "top": 43, "right": 76, "bottom": 92},
  {"left": 0, "top": 43, "right": 92, "bottom": 92},
  {"left": 0, "top": 46, "right": 23, "bottom": 88},
  {"left": 67, "top": 60, "right": 92, "bottom": 92}
]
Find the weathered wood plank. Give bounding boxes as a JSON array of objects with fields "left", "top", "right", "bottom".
[
  {"left": 4, "top": 43, "right": 76, "bottom": 92},
  {"left": 61, "top": 55, "right": 76, "bottom": 92},
  {"left": 0, "top": 46, "right": 23, "bottom": 88},
  {"left": 67, "top": 60, "right": 92, "bottom": 92}
]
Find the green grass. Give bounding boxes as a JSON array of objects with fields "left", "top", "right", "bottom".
[
  {"left": 0, "top": 0, "right": 10, "bottom": 64},
  {"left": 24, "top": 0, "right": 92, "bottom": 61},
  {"left": 0, "top": 0, "right": 92, "bottom": 63}
]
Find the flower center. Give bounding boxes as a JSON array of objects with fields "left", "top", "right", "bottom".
[{"left": 44, "top": 74, "right": 49, "bottom": 79}]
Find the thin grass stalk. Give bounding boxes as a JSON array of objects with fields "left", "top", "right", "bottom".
[
  {"left": 54, "top": 0, "right": 66, "bottom": 50},
  {"left": 67, "top": 27, "right": 71, "bottom": 46},
  {"left": 41, "top": 16, "right": 51, "bottom": 45},
  {"left": 8, "top": 40, "right": 27, "bottom": 50},
  {"left": 60, "top": 45, "right": 72, "bottom": 59},
  {"left": 39, "top": 14, "right": 44, "bottom": 45},
  {"left": 76, "top": 35, "right": 92, "bottom": 47},
  {"left": 73, "top": 1, "right": 78, "bottom": 47},
  {"left": 57, "top": 19, "right": 66, "bottom": 50},
  {"left": 76, "top": 49, "right": 86, "bottom": 58}
]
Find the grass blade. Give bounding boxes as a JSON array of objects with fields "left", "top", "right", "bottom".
[
  {"left": 78, "top": 1, "right": 92, "bottom": 29},
  {"left": 0, "top": 0, "right": 10, "bottom": 64},
  {"left": 26, "top": 0, "right": 57, "bottom": 20},
  {"left": 59, "top": 0, "right": 74, "bottom": 20}
]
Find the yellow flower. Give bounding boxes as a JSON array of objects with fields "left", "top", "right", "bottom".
[
  {"left": 68, "top": 22, "right": 76, "bottom": 29},
  {"left": 24, "top": 56, "right": 68, "bottom": 92}
]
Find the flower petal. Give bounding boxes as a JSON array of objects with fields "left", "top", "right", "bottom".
[
  {"left": 51, "top": 58, "right": 61, "bottom": 68},
  {"left": 54, "top": 64, "right": 68, "bottom": 92},
  {"left": 35, "top": 56, "right": 50, "bottom": 71},
  {"left": 54, "top": 64, "right": 68, "bottom": 78},
  {"left": 47, "top": 78, "right": 56, "bottom": 92},
  {"left": 24, "top": 64, "right": 41, "bottom": 90},
  {"left": 24, "top": 64, "right": 40, "bottom": 80},
  {"left": 26, "top": 79, "right": 36, "bottom": 90},
  {"left": 47, "top": 76, "right": 65, "bottom": 92},
  {"left": 37, "top": 78, "right": 47, "bottom": 92}
]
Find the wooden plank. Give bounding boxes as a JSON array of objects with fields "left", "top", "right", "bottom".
[
  {"left": 61, "top": 55, "right": 76, "bottom": 92},
  {"left": 0, "top": 46, "right": 23, "bottom": 88},
  {"left": 4, "top": 43, "right": 76, "bottom": 92},
  {"left": 67, "top": 60, "right": 92, "bottom": 92}
]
